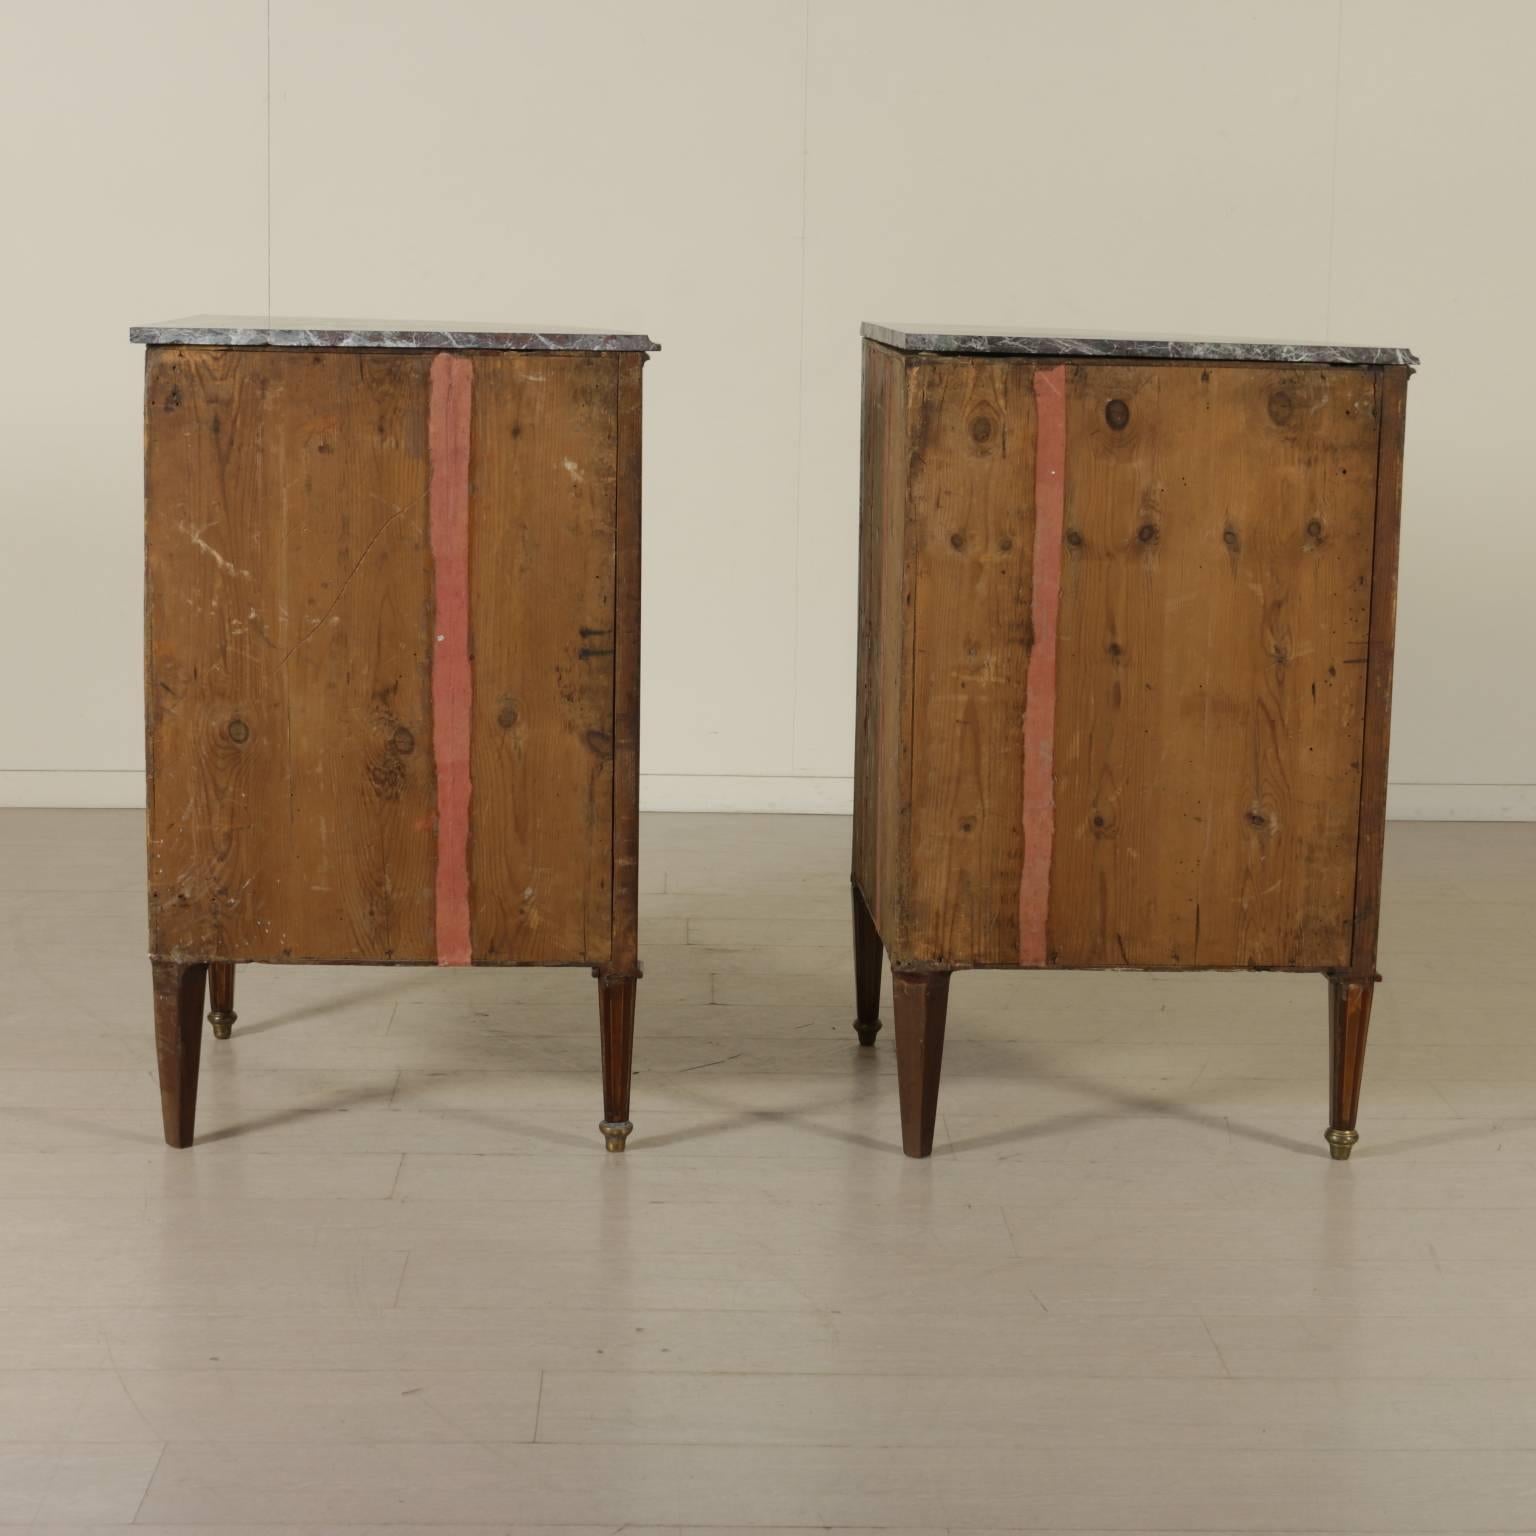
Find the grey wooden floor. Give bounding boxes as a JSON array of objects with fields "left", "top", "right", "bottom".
[{"left": 2, "top": 808, "right": 1535, "bottom": 1530}]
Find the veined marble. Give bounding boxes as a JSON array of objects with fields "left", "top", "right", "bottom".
[
  {"left": 862, "top": 323, "right": 1416, "bottom": 369},
  {"left": 130, "top": 316, "right": 658, "bottom": 352}
]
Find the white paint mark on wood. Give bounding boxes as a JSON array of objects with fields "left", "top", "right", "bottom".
[{"left": 179, "top": 520, "right": 250, "bottom": 579}]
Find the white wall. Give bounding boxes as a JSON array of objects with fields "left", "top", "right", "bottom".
[{"left": 1, "top": 0, "right": 1532, "bottom": 818}]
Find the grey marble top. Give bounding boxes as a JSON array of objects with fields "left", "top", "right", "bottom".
[
  {"left": 130, "top": 316, "right": 658, "bottom": 352},
  {"left": 862, "top": 323, "right": 1416, "bottom": 369}
]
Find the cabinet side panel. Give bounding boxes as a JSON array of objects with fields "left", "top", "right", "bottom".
[
  {"left": 1049, "top": 362, "right": 1378, "bottom": 969},
  {"left": 853, "top": 341, "right": 914, "bottom": 953},
  {"left": 903, "top": 357, "right": 1038, "bottom": 966},
  {"left": 851, "top": 343, "right": 885, "bottom": 907},
  {"left": 145, "top": 346, "right": 438, "bottom": 962},
  {"left": 1349, "top": 364, "right": 1409, "bottom": 976},
  {"left": 609, "top": 354, "right": 644, "bottom": 976},
  {"left": 468, "top": 352, "right": 618, "bottom": 965}
]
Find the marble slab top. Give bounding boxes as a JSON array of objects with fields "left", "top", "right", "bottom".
[
  {"left": 130, "top": 316, "right": 658, "bottom": 352},
  {"left": 862, "top": 323, "right": 1416, "bottom": 369}
]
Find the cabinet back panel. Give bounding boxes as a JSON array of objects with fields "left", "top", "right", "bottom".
[
  {"left": 895, "top": 355, "right": 1380, "bottom": 969},
  {"left": 904, "top": 356, "right": 1040, "bottom": 964},
  {"left": 145, "top": 347, "right": 624, "bottom": 967},
  {"left": 467, "top": 352, "right": 618, "bottom": 965},
  {"left": 145, "top": 347, "right": 438, "bottom": 961},
  {"left": 1048, "top": 362, "right": 1378, "bottom": 969}
]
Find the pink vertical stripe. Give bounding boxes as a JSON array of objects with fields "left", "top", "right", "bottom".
[
  {"left": 429, "top": 353, "right": 474, "bottom": 966},
  {"left": 1019, "top": 365, "right": 1067, "bottom": 966}
]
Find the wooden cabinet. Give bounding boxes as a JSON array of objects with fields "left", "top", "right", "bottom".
[
  {"left": 851, "top": 325, "right": 1415, "bottom": 1159},
  {"left": 133, "top": 317, "right": 654, "bottom": 1152}
]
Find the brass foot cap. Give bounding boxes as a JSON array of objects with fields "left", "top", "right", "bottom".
[
  {"left": 600, "top": 1120, "right": 633, "bottom": 1153},
  {"left": 854, "top": 1020, "right": 881, "bottom": 1047},
  {"left": 209, "top": 1009, "right": 236, "bottom": 1040},
  {"left": 1326, "top": 1127, "right": 1360, "bottom": 1160}
]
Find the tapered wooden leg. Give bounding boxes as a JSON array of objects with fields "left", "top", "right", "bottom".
[
  {"left": 597, "top": 973, "right": 637, "bottom": 1152},
  {"left": 892, "top": 969, "right": 951, "bottom": 1158},
  {"left": 1327, "top": 975, "right": 1375, "bottom": 1160},
  {"left": 152, "top": 959, "right": 208, "bottom": 1149},
  {"left": 208, "top": 961, "right": 237, "bottom": 1040},
  {"left": 851, "top": 880, "right": 883, "bottom": 1046}
]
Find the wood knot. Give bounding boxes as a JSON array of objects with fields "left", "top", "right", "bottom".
[
  {"left": 368, "top": 750, "right": 406, "bottom": 801},
  {"left": 1267, "top": 390, "right": 1294, "bottom": 426},
  {"left": 1065, "top": 528, "right": 1084, "bottom": 549},
  {"left": 1105, "top": 399, "right": 1130, "bottom": 431},
  {"left": 959, "top": 817, "right": 975, "bottom": 834},
  {"left": 1106, "top": 641, "right": 1123, "bottom": 658},
  {"left": 1306, "top": 518, "right": 1325, "bottom": 541},
  {"left": 227, "top": 718, "right": 249, "bottom": 745},
  {"left": 1137, "top": 522, "right": 1158, "bottom": 545},
  {"left": 1245, "top": 808, "right": 1268, "bottom": 829},
  {"left": 391, "top": 725, "right": 415, "bottom": 755},
  {"left": 163, "top": 387, "right": 182, "bottom": 412},
  {"left": 999, "top": 535, "right": 1013, "bottom": 552},
  {"left": 1223, "top": 526, "right": 1241, "bottom": 551},
  {"left": 969, "top": 415, "right": 993, "bottom": 444},
  {"left": 949, "top": 531, "right": 966, "bottom": 550},
  {"left": 496, "top": 698, "right": 519, "bottom": 729}
]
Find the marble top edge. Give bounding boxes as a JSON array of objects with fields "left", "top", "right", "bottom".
[
  {"left": 862, "top": 323, "right": 1417, "bottom": 369},
  {"left": 130, "top": 316, "right": 658, "bottom": 352}
]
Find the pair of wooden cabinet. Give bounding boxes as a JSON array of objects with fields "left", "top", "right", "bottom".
[{"left": 134, "top": 318, "right": 1412, "bottom": 1160}]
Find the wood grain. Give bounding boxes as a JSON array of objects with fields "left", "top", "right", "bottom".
[
  {"left": 892, "top": 968, "right": 951, "bottom": 1157},
  {"left": 152, "top": 958, "right": 207, "bottom": 1147},
  {"left": 609, "top": 353, "right": 645, "bottom": 977},
  {"left": 597, "top": 973, "right": 637, "bottom": 1138},
  {"left": 904, "top": 356, "right": 1038, "bottom": 966},
  {"left": 1047, "top": 362, "right": 1380, "bottom": 969},
  {"left": 1019, "top": 365, "right": 1066, "bottom": 965},
  {"left": 852, "top": 341, "right": 917, "bottom": 959},
  {"left": 467, "top": 352, "right": 618, "bottom": 966},
  {"left": 850, "top": 878, "right": 884, "bottom": 1046},
  {"left": 145, "top": 347, "right": 437, "bottom": 963},
  {"left": 428, "top": 353, "right": 474, "bottom": 966},
  {"left": 1349, "top": 364, "right": 1410, "bottom": 977},
  {"left": 1328, "top": 974, "right": 1374, "bottom": 1139}
]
